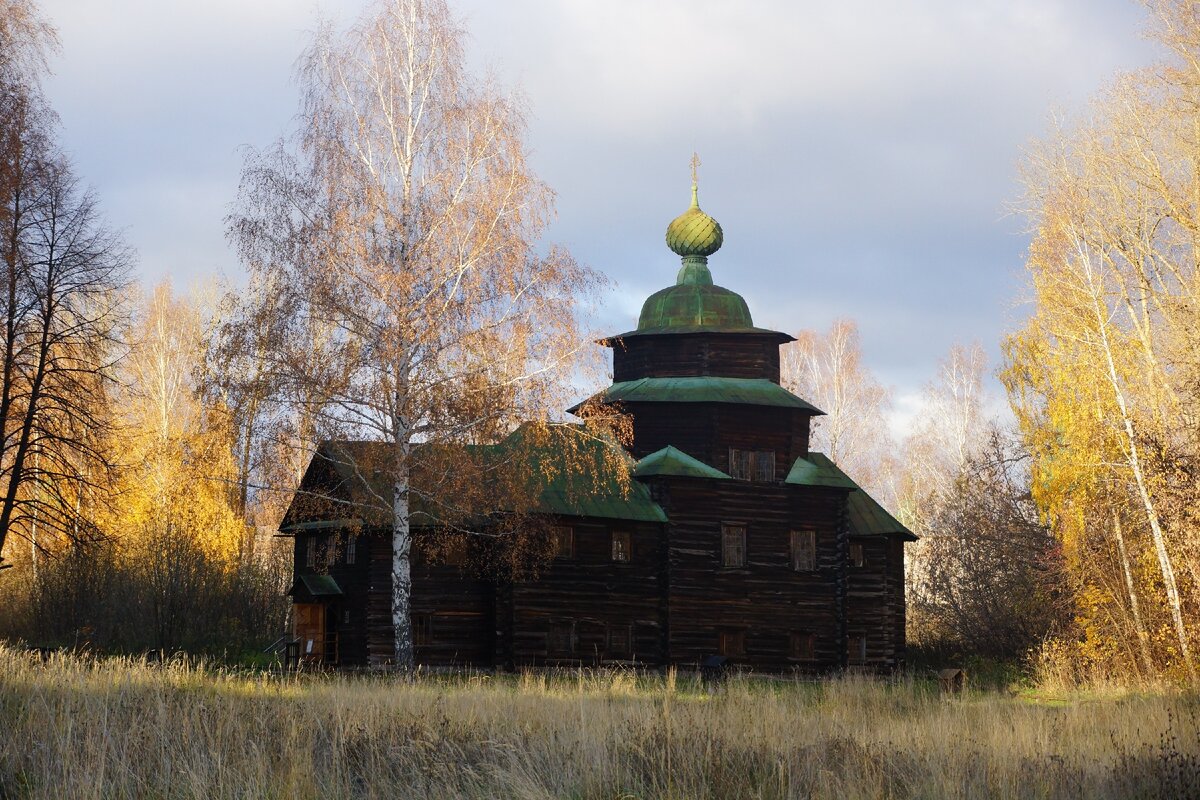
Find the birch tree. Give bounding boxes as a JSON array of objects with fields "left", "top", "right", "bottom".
[
  {"left": 229, "top": 0, "right": 609, "bottom": 669},
  {"left": 780, "top": 319, "right": 893, "bottom": 492},
  {"left": 1004, "top": 0, "right": 1200, "bottom": 678}
]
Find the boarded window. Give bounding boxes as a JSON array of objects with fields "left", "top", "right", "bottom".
[
  {"left": 608, "top": 624, "right": 632, "bottom": 656},
  {"left": 412, "top": 613, "right": 432, "bottom": 646},
  {"left": 345, "top": 536, "right": 356, "bottom": 565},
  {"left": 719, "top": 630, "right": 745, "bottom": 657},
  {"left": 552, "top": 526, "right": 575, "bottom": 559},
  {"left": 790, "top": 530, "right": 816, "bottom": 571},
  {"left": 548, "top": 621, "right": 576, "bottom": 655},
  {"left": 611, "top": 530, "right": 631, "bottom": 562},
  {"left": 305, "top": 536, "right": 317, "bottom": 568},
  {"left": 790, "top": 631, "right": 815, "bottom": 660},
  {"left": 849, "top": 542, "right": 865, "bottom": 568},
  {"left": 729, "top": 448, "right": 776, "bottom": 481},
  {"left": 721, "top": 524, "right": 747, "bottom": 568},
  {"left": 848, "top": 634, "right": 866, "bottom": 664}
]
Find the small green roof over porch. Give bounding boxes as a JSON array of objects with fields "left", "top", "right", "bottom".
[{"left": 635, "top": 446, "right": 731, "bottom": 480}]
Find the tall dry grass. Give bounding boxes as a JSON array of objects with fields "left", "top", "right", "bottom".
[{"left": 1, "top": 645, "right": 1197, "bottom": 799}]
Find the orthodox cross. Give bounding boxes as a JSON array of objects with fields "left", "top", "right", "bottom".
[{"left": 690, "top": 152, "right": 701, "bottom": 187}]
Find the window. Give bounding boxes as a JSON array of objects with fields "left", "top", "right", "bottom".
[
  {"left": 790, "top": 530, "right": 816, "bottom": 572},
  {"left": 608, "top": 625, "right": 632, "bottom": 656},
  {"left": 343, "top": 609, "right": 351, "bottom": 624},
  {"left": 729, "top": 448, "right": 776, "bottom": 481},
  {"left": 412, "top": 613, "right": 432, "bottom": 646},
  {"left": 548, "top": 621, "right": 576, "bottom": 655},
  {"left": 849, "top": 542, "right": 865, "bottom": 568},
  {"left": 305, "top": 536, "right": 317, "bottom": 568},
  {"left": 721, "top": 524, "right": 747, "bottom": 568},
  {"left": 552, "top": 526, "right": 575, "bottom": 560},
  {"left": 345, "top": 536, "right": 356, "bottom": 565},
  {"left": 611, "top": 530, "right": 631, "bottom": 562},
  {"left": 790, "top": 631, "right": 815, "bottom": 660},
  {"left": 848, "top": 634, "right": 867, "bottom": 665},
  {"left": 719, "top": 630, "right": 745, "bottom": 657}
]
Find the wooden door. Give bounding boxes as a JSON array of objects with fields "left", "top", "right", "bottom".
[{"left": 294, "top": 603, "right": 325, "bottom": 662}]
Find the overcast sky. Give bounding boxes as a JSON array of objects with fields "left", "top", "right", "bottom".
[{"left": 37, "top": 0, "right": 1159, "bottom": 426}]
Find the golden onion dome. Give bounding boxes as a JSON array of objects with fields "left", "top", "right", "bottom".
[{"left": 665, "top": 184, "right": 723, "bottom": 258}]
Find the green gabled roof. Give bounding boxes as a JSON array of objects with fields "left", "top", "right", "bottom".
[
  {"left": 571, "top": 377, "right": 823, "bottom": 414},
  {"left": 848, "top": 487, "right": 917, "bottom": 540},
  {"left": 499, "top": 424, "right": 666, "bottom": 522},
  {"left": 535, "top": 487, "right": 666, "bottom": 522},
  {"left": 787, "top": 452, "right": 916, "bottom": 540},
  {"left": 784, "top": 451, "right": 859, "bottom": 489},
  {"left": 280, "top": 518, "right": 359, "bottom": 534},
  {"left": 635, "top": 446, "right": 731, "bottom": 480},
  {"left": 281, "top": 426, "right": 665, "bottom": 530},
  {"left": 297, "top": 573, "right": 343, "bottom": 596}
]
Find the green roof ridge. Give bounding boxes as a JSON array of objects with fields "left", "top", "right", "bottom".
[
  {"left": 635, "top": 445, "right": 731, "bottom": 480},
  {"left": 847, "top": 486, "right": 916, "bottom": 540},
  {"left": 572, "top": 376, "right": 823, "bottom": 414},
  {"left": 784, "top": 451, "right": 860, "bottom": 489}
]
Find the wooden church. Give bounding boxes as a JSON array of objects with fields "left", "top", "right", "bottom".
[{"left": 281, "top": 180, "right": 916, "bottom": 672}]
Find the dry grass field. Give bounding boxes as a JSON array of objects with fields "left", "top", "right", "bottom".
[{"left": 1, "top": 646, "right": 1197, "bottom": 799}]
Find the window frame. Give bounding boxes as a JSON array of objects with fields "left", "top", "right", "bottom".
[
  {"left": 790, "top": 529, "right": 817, "bottom": 572},
  {"left": 849, "top": 542, "right": 865, "bottom": 568},
  {"left": 548, "top": 620, "right": 577, "bottom": 656},
  {"left": 611, "top": 529, "right": 632, "bottom": 563},
  {"left": 552, "top": 526, "right": 575, "bottom": 560},
  {"left": 718, "top": 629, "right": 746, "bottom": 657},
  {"left": 790, "top": 631, "right": 816, "bottom": 660},
  {"left": 728, "top": 447, "right": 776, "bottom": 482},
  {"left": 305, "top": 536, "right": 317, "bottom": 568},
  {"left": 345, "top": 536, "right": 356, "bottom": 565},
  {"left": 721, "top": 523, "right": 747, "bottom": 568},
  {"left": 848, "top": 634, "right": 867, "bottom": 665},
  {"left": 607, "top": 624, "right": 632, "bottom": 657}
]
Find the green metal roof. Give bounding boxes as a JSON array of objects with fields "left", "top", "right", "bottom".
[
  {"left": 499, "top": 424, "right": 666, "bottom": 522},
  {"left": 785, "top": 452, "right": 859, "bottom": 489},
  {"left": 279, "top": 518, "right": 360, "bottom": 534},
  {"left": 572, "top": 377, "right": 823, "bottom": 413},
  {"left": 535, "top": 487, "right": 666, "bottom": 522},
  {"left": 848, "top": 487, "right": 917, "bottom": 540},
  {"left": 635, "top": 446, "right": 731, "bottom": 480},
  {"left": 637, "top": 282, "right": 756, "bottom": 333},
  {"left": 298, "top": 573, "right": 343, "bottom": 596},
  {"left": 282, "top": 427, "right": 666, "bottom": 530},
  {"left": 787, "top": 452, "right": 916, "bottom": 539}
]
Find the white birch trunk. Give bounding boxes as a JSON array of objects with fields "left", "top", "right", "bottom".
[
  {"left": 1080, "top": 241, "right": 1196, "bottom": 681},
  {"left": 391, "top": 426, "right": 414, "bottom": 671}
]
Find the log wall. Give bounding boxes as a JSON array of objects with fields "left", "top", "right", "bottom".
[
  {"left": 628, "top": 402, "right": 811, "bottom": 466},
  {"left": 611, "top": 332, "right": 786, "bottom": 383},
  {"left": 508, "top": 518, "right": 666, "bottom": 667},
  {"left": 652, "top": 476, "right": 850, "bottom": 672}
]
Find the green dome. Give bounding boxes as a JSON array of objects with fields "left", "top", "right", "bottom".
[
  {"left": 634, "top": 177, "right": 753, "bottom": 334},
  {"left": 665, "top": 185, "right": 723, "bottom": 257},
  {"left": 637, "top": 282, "right": 754, "bottom": 332}
]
